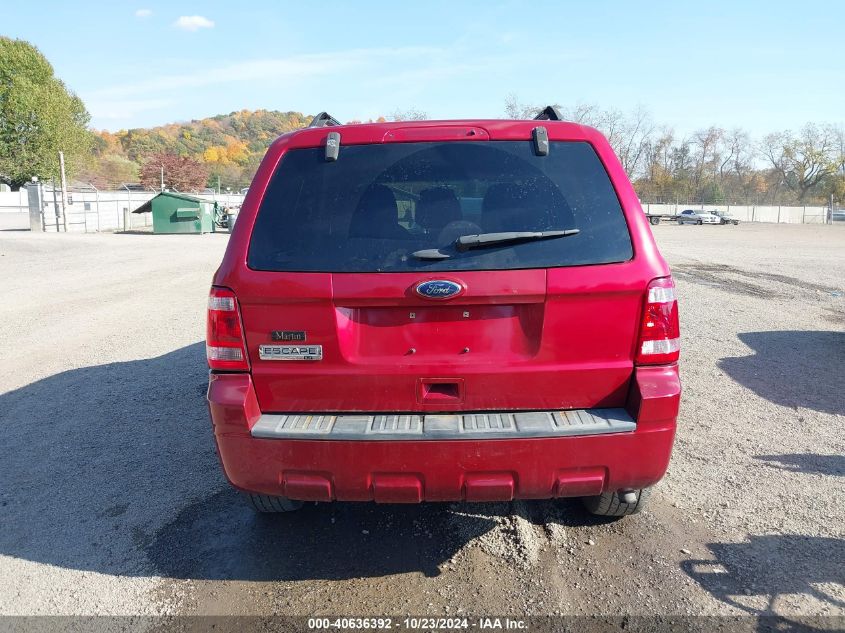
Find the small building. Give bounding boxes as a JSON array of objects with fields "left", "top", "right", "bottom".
[{"left": 132, "top": 191, "right": 215, "bottom": 234}]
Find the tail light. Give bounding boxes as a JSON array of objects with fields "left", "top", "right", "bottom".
[
  {"left": 636, "top": 277, "right": 680, "bottom": 365},
  {"left": 206, "top": 287, "right": 249, "bottom": 371}
]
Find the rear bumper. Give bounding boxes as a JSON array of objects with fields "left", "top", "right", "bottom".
[{"left": 207, "top": 366, "right": 680, "bottom": 502}]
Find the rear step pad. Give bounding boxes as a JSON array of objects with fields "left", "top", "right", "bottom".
[{"left": 250, "top": 408, "right": 635, "bottom": 440}]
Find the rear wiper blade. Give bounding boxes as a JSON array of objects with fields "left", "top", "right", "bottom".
[
  {"left": 412, "top": 229, "right": 580, "bottom": 260},
  {"left": 455, "top": 229, "right": 579, "bottom": 251},
  {"left": 411, "top": 248, "right": 451, "bottom": 260}
]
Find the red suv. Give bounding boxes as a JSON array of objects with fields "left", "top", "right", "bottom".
[{"left": 206, "top": 108, "right": 681, "bottom": 517}]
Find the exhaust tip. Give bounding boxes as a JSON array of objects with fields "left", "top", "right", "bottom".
[{"left": 620, "top": 490, "right": 638, "bottom": 504}]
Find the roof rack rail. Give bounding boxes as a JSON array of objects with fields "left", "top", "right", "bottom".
[
  {"left": 533, "top": 106, "right": 564, "bottom": 121},
  {"left": 308, "top": 112, "right": 342, "bottom": 128}
]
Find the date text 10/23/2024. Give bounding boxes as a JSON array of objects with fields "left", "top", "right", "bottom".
[{"left": 307, "top": 617, "right": 528, "bottom": 630}]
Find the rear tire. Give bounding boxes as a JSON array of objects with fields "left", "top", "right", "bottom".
[
  {"left": 582, "top": 488, "right": 650, "bottom": 517},
  {"left": 697, "top": 219, "right": 703, "bottom": 225},
  {"left": 246, "top": 493, "right": 304, "bottom": 513},
  {"left": 649, "top": 216, "right": 660, "bottom": 226}
]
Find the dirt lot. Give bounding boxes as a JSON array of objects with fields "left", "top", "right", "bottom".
[{"left": 0, "top": 223, "right": 842, "bottom": 628}]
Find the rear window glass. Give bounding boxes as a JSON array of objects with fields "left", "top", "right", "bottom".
[{"left": 248, "top": 141, "right": 632, "bottom": 272}]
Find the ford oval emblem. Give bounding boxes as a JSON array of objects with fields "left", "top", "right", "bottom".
[{"left": 415, "top": 279, "right": 464, "bottom": 300}]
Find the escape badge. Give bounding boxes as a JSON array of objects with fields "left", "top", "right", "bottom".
[{"left": 259, "top": 345, "right": 322, "bottom": 361}]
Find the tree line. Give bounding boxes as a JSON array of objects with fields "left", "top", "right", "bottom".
[
  {"left": 0, "top": 37, "right": 314, "bottom": 192},
  {"left": 506, "top": 96, "right": 844, "bottom": 206},
  {"left": 90, "top": 109, "right": 313, "bottom": 191},
  {"left": 1, "top": 37, "right": 842, "bottom": 206}
]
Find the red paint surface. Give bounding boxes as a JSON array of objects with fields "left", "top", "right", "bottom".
[
  {"left": 208, "top": 364, "right": 679, "bottom": 501},
  {"left": 208, "top": 119, "right": 681, "bottom": 501}
]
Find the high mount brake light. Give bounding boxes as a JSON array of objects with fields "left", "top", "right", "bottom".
[
  {"left": 636, "top": 277, "right": 680, "bottom": 365},
  {"left": 206, "top": 287, "right": 249, "bottom": 371}
]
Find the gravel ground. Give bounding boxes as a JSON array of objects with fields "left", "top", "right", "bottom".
[{"left": 0, "top": 224, "right": 842, "bottom": 625}]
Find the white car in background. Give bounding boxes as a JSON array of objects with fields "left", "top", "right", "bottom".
[{"left": 677, "top": 209, "right": 720, "bottom": 225}]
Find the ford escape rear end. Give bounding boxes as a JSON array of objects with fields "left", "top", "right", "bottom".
[{"left": 207, "top": 107, "right": 681, "bottom": 517}]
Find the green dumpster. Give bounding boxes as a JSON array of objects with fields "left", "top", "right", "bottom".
[{"left": 132, "top": 191, "right": 214, "bottom": 234}]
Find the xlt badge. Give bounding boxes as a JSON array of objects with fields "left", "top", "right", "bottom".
[{"left": 271, "top": 330, "right": 306, "bottom": 342}]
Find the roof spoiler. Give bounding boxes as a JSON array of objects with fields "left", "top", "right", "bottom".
[
  {"left": 308, "top": 112, "right": 341, "bottom": 128},
  {"left": 533, "top": 106, "right": 564, "bottom": 121}
]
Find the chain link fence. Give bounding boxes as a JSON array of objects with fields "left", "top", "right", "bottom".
[
  {"left": 0, "top": 188, "right": 839, "bottom": 231},
  {"left": 641, "top": 202, "right": 835, "bottom": 224},
  {"left": 0, "top": 184, "right": 244, "bottom": 232}
]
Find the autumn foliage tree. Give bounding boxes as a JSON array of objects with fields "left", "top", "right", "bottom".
[
  {"left": 140, "top": 153, "right": 209, "bottom": 192},
  {"left": 505, "top": 95, "right": 843, "bottom": 205},
  {"left": 78, "top": 154, "right": 139, "bottom": 188},
  {"left": 91, "top": 110, "right": 310, "bottom": 190},
  {"left": 761, "top": 124, "right": 839, "bottom": 201}
]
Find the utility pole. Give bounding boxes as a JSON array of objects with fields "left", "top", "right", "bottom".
[
  {"left": 51, "top": 179, "right": 61, "bottom": 232},
  {"left": 160, "top": 165, "right": 165, "bottom": 192},
  {"left": 217, "top": 175, "right": 221, "bottom": 195},
  {"left": 58, "top": 151, "right": 69, "bottom": 232}
]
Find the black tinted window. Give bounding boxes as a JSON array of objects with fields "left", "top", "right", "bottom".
[{"left": 248, "top": 141, "right": 632, "bottom": 272}]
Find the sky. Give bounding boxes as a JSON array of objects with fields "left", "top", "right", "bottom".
[{"left": 3, "top": 1, "right": 843, "bottom": 136}]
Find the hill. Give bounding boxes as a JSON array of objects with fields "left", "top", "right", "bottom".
[{"left": 84, "top": 110, "right": 314, "bottom": 190}]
